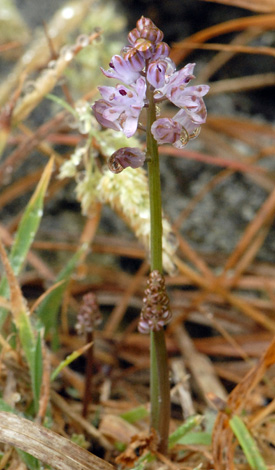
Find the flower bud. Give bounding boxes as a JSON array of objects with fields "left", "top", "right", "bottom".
[
  {"left": 128, "top": 28, "right": 140, "bottom": 46},
  {"left": 108, "top": 147, "right": 146, "bottom": 173},
  {"left": 134, "top": 38, "right": 154, "bottom": 59},
  {"left": 136, "top": 16, "right": 154, "bottom": 31},
  {"left": 140, "top": 26, "right": 164, "bottom": 44},
  {"left": 147, "top": 60, "right": 168, "bottom": 88},
  {"left": 124, "top": 48, "right": 145, "bottom": 72},
  {"left": 151, "top": 42, "right": 170, "bottom": 60},
  {"left": 138, "top": 270, "right": 172, "bottom": 334},
  {"left": 75, "top": 293, "right": 102, "bottom": 335}
]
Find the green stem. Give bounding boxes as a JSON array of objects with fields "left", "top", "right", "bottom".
[{"left": 146, "top": 84, "right": 170, "bottom": 454}]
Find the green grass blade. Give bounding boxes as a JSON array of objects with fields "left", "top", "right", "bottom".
[
  {"left": 46, "top": 93, "right": 77, "bottom": 116},
  {"left": 0, "top": 158, "right": 54, "bottom": 328},
  {"left": 17, "top": 310, "right": 43, "bottom": 413},
  {"left": 33, "top": 331, "right": 43, "bottom": 411},
  {"left": 37, "top": 244, "right": 87, "bottom": 338},
  {"left": 0, "top": 399, "right": 16, "bottom": 413},
  {"left": 5, "top": 157, "right": 53, "bottom": 277},
  {"left": 168, "top": 415, "right": 203, "bottom": 449},
  {"left": 50, "top": 341, "right": 92, "bottom": 382},
  {"left": 229, "top": 415, "right": 267, "bottom": 470},
  {"left": 16, "top": 449, "right": 42, "bottom": 470},
  {"left": 176, "top": 431, "right": 211, "bottom": 446},
  {"left": 0, "top": 239, "right": 42, "bottom": 414}
]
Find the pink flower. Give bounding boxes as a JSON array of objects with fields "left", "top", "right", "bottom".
[
  {"left": 151, "top": 108, "right": 205, "bottom": 148},
  {"left": 169, "top": 84, "right": 210, "bottom": 117},
  {"left": 108, "top": 147, "right": 146, "bottom": 173},
  {"left": 155, "top": 63, "right": 196, "bottom": 100},
  {"left": 92, "top": 16, "right": 209, "bottom": 152},
  {"left": 151, "top": 118, "right": 181, "bottom": 145},
  {"left": 92, "top": 77, "right": 146, "bottom": 137},
  {"left": 101, "top": 54, "right": 144, "bottom": 85}
]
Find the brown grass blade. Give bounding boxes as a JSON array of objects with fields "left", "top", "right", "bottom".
[
  {"left": 212, "top": 336, "right": 275, "bottom": 469},
  {"left": 175, "top": 41, "right": 275, "bottom": 58},
  {"left": 221, "top": 185, "right": 275, "bottom": 276},
  {"left": 170, "top": 14, "right": 275, "bottom": 63},
  {"left": 0, "top": 412, "right": 114, "bottom": 470},
  {"left": 207, "top": 72, "right": 275, "bottom": 95},
  {"left": 200, "top": 0, "right": 275, "bottom": 13}
]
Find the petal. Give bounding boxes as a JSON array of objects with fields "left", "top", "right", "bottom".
[{"left": 121, "top": 115, "right": 139, "bottom": 137}]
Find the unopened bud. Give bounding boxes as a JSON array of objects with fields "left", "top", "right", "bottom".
[
  {"left": 124, "top": 48, "right": 145, "bottom": 72},
  {"left": 108, "top": 147, "right": 146, "bottom": 173},
  {"left": 138, "top": 270, "right": 172, "bottom": 333},
  {"left": 134, "top": 38, "right": 154, "bottom": 59},
  {"left": 128, "top": 28, "right": 140, "bottom": 46},
  {"left": 76, "top": 293, "right": 102, "bottom": 335},
  {"left": 151, "top": 42, "right": 170, "bottom": 60}
]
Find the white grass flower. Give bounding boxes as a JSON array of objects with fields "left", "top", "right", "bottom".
[{"left": 97, "top": 167, "right": 178, "bottom": 275}]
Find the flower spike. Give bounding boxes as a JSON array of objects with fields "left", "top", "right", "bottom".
[{"left": 92, "top": 15, "right": 209, "bottom": 156}]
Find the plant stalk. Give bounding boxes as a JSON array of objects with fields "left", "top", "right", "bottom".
[
  {"left": 82, "top": 331, "right": 93, "bottom": 418},
  {"left": 146, "top": 84, "right": 170, "bottom": 454}
]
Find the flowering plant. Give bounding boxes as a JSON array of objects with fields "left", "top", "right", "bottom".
[
  {"left": 92, "top": 16, "right": 209, "bottom": 454},
  {"left": 93, "top": 16, "right": 209, "bottom": 171}
]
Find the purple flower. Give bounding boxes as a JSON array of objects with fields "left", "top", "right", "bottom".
[
  {"left": 151, "top": 118, "right": 181, "bottom": 145},
  {"left": 101, "top": 54, "right": 144, "bottom": 85},
  {"left": 151, "top": 107, "right": 205, "bottom": 148},
  {"left": 155, "top": 63, "right": 196, "bottom": 100},
  {"left": 92, "top": 77, "right": 146, "bottom": 137},
  {"left": 174, "top": 97, "right": 207, "bottom": 128},
  {"left": 169, "top": 84, "right": 210, "bottom": 115},
  {"left": 92, "top": 15, "right": 209, "bottom": 155},
  {"left": 92, "top": 99, "right": 122, "bottom": 133},
  {"left": 108, "top": 147, "right": 146, "bottom": 173}
]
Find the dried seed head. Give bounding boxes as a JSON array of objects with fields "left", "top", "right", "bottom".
[
  {"left": 138, "top": 270, "right": 172, "bottom": 333},
  {"left": 75, "top": 293, "right": 102, "bottom": 334}
]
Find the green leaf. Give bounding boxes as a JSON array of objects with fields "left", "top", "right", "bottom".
[
  {"left": 229, "top": 415, "right": 267, "bottom": 470},
  {"left": 36, "top": 245, "right": 87, "bottom": 338},
  {"left": 120, "top": 406, "right": 149, "bottom": 424},
  {"left": 0, "top": 158, "right": 54, "bottom": 328}
]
